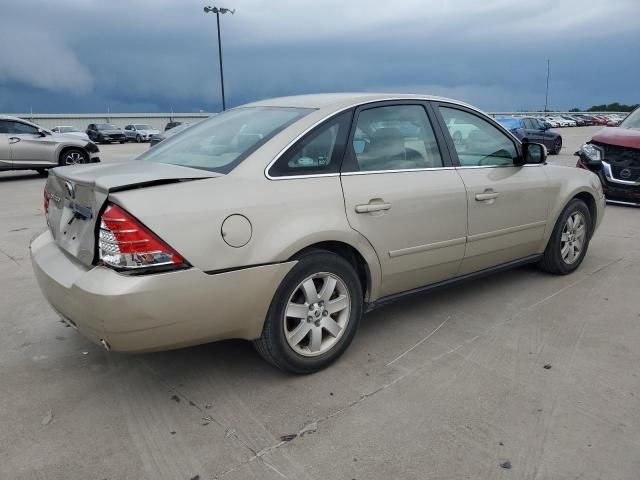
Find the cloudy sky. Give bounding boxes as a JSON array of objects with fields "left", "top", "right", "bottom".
[{"left": 0, "top": 0, "right": 638, "bottom": 113}]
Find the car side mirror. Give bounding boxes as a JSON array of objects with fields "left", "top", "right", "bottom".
[
  {"left": 522, "top": 142, "right": 547, "bottom": 164},
  {"left": 37, "top": 128, "right": 47, "bottom": 137}
]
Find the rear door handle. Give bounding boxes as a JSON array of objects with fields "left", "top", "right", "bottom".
[
  {"left": 8, "top": 137, "right": 20, "bottom": 144},
  {"left": 355, "top": 202, "right": 392, "bottom": 213},
  {"left": 475, "top": 191, "right": 500, "bottom": 202}
]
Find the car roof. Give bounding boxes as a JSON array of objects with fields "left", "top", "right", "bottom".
[
  {"left": 240, "top": 92, "right": 477, "bottom": 112},
  {"left": 0, "top": 114, "right": 28, "bottom": 122}
]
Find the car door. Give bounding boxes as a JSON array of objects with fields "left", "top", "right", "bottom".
[
  {"left": 522, "top": 118, "right": 543, "bottom": 143},
  {"left": 340, "top": 102, "right": 468, "bottom": 297},
  {"left": 124, "top": 125, "right": 133, "bottom": 139},
  {"left": 0, "top": 120, "right": 14, "bottom": 167},
  {"left": 5, "top": 120, "right": 57, "bottom": 166},
  {"left": 434, "top": 103, "right": 550, "bottom": 275}
]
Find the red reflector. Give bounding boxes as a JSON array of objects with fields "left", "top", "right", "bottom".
[
  {"left": 99, "top": 204, "right": 185, "bottom": 270},
  {"left": 44, "top": 189, "right": 49, "bottom": 214},
  {"left": 576, "top": 159, "right": 589, "bottom": 170}
]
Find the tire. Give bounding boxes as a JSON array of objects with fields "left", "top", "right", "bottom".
[
  {"left": 537, "top": 199, "right": 591, "bottom": 275},
  {"left": 550, "top": 137, "right": 562, "bottom": 155},
  {"left": 120, "top": 140, "right": 126, "bottom": 144},
  {"left": 253, "top": 251, "right": 363, "bottom": 374},
  {"left": 36, "top": 169, "right": 48, "bottom": 177},
  {"left": 59, "top": 148, "right": 88, "bottom": 166},
  {"left": 135, "top": 135, "right": 142, "bottom": 143}
]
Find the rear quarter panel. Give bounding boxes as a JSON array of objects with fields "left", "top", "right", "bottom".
[{"left": 109, "top": 173, "right": 383, "bottom": 300}]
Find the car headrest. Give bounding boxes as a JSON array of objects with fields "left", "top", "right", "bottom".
[{"left": 369, "top": 127, "right": 405, "bottom": 158}]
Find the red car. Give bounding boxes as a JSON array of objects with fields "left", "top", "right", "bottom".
[{"left": 576, "top": 106, "right": 640, "bottom": 206}]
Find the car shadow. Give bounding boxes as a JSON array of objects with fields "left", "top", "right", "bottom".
[{"left": 0, "top": 172, "right": 45, "bottom": 182}]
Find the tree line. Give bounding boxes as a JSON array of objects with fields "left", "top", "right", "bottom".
[{"left": 569, "top": 102, "right": 638, "bottom": 113}]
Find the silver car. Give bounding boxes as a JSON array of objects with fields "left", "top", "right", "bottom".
[
  {"left": 50, "top": 126, "right": 91, "bottom": 141},
  {"left": 123, "top": 124, "right": 161, "bottom": 143},
  {"left": 1, "top": 116, "right": 100, "bottom": 175},
  {"left": 30, "top": 93, "right": 605, "bottom": 373}
]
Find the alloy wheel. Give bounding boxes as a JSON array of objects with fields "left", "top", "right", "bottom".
[
  {"left": 560, "top": 211, "right": 586, "bottom": 264},
  {"left": 65, "top": 151, "right": 85, "bottom": 165},
  {"left": 283, "top": 272, "right": 351, "bottom": 357}
]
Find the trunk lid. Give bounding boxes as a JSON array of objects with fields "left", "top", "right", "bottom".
[{"left": 45, "top": 161, "right": 220, "bottom": 267}]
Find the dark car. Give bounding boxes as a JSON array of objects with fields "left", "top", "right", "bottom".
[
  {"left": 576, "top": 106, "right": 640, "bottom": 206},
  {"left": 164, "top": 121, "right": 183, "bottom": 131},
  {"left": 496, "top": 116, "right": 562, "bottom": 154},
  {"left": 86, "top": 124, "right": 126, "bottom": 144},
  {"left": 149, "top": 122, "right": 193, "bottom": 147}
]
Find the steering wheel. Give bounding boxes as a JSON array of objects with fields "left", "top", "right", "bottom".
[{"left": 477, "top": 149, "right": 512, "bottom": 166}]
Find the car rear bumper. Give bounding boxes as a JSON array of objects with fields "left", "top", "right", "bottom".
[{"left": 30, "top": 230, "right": 295, "bottom": 352}]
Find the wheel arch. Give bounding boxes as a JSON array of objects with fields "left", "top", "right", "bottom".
[
  {"left": 287, "top": 239, "right": 380, "bottom": 303},
  {"left": 573, "top": 191, "right": 597, "bottom": 237},
  {"left": 57, "top": 145, "right": 89, "bottom": 166}
]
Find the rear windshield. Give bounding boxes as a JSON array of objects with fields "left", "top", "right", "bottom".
[
  {"left": 97, "top": 124, "right": 118, "bottom": 129},
  {"left": 137, "top": 107, "right": 312, "bottom": 173}
]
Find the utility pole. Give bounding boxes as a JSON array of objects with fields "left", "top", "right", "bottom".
[
  {"left": 544, "top": 59, "right": 550, "bottom": 113},
  {"left": 204, "top": 6, "right": 235, "bottom": 111}
]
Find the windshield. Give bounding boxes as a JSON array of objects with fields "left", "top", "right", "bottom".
[
  {"left": 137, "top": 107, "right": 312, "bottom": 173},
  {"left": 134, "top": 124, "right": 151, "bottom": 130},
  {"left": 496, "top": 117, "right": 521, "bottom": 130},
  {"left": 97, "top": 124, "right": 118, "bottom": 130},
  {"left": 620, "top": 108, "right": 640, "bottom": 129}
]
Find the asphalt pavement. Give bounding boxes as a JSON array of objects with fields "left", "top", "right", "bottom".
[{"left": 1, "top": 127, "right": 639, "bottom": 479}]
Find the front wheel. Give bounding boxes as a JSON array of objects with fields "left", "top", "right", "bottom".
[
  {"left": 253, "top": 251, "right": 363, "bottom": 374},
  {"left": 135, "top": 135, "right": 142, "bottom": 143},
  {"left": 537, "top": 199, "right": 591, "bottom": 275},
  {"left": 59, "top": 148, "right": 88, "bottom": 166}
]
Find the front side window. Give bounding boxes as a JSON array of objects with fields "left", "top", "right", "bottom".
[
  {"left": 440, "top": 107, "right": 518, "bottom": 167},
  {"left": 138, "top": 107, "right": 312, "bottom": 174},
  {"left": 269, "top": 111, "right": 351, "bottom": 177},
  {"left": 347, "top": 104, "right": 443, "bottom": 172},
  {"left": 10, "top": 121, "right": 39, "bottom": 135}
]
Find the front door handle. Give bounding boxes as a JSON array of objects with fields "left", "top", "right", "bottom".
[
  {"left": 475, "top": 191, "right": 500, "bottom": 202},
  {"left": 8, "top": 137, "right": 20, "bottom": 144},
  {"left": 355, "top": 202, "right": 392, "bottom": 214}
]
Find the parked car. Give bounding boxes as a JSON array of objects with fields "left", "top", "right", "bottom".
[
  {"left": 496, "top": 116, "right": 562, "bottom": 154},
  {"left": 164, "top": 121, "right": 183, "bottom": 131},
  {"left": 546, "top": 116, "right": 570, "bottom": 127},
  {"left": 86, "top": 123, "right": 127, "bottom": 144},
  {"left": 576, "top": 106, "right": 640, "bottom": 206},
  {"left": 149, "top": 122, "right": 192, "bottom": 147},
  {"left": 0, "top": 115, "right": 99, "bottom": 175},
  {"left": 124, "top": 124, "right": 161, "bottom": 143},
  {"left": 543, "top": 117, "right": 560, "bottom": 128},
  {"left": 51, "top": 126, "right": 91, "bottom": 141},
  {"left": 564, "top": 115, "right": 586, "bottom": 127},
  {"left": 31, "top": 93, "right": 604, "bottom": 373},
  {"left": 559, "top": 116, "right": 577, "bottom": 127}
]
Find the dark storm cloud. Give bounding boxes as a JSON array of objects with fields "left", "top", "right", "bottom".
[{"left": 0, "top": 0, "right": 638, "bottom": 113}]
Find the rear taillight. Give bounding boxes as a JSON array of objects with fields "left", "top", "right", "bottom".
[
  {"left": 98, "top": 203, "right": 186, "bottom": 271},
  {"left": 44, "top": 189, "right": 49, "bottom": 214}
]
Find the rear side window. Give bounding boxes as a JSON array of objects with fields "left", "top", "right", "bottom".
[
  {"left": 269, "top": 111, "right": 352, "bottom": 177},
  {"left": 345, "top": 104, "right": 443, "bottom": 172}
]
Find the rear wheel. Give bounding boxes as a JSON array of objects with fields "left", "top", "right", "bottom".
[
  {"left": 537, "top": 199, "right": 591, "bottom": 275},
  {"left": 253, "top": 251, "right": 363, "bottom": 374},
  {"left": 59, "top": 148, "right": 88, "bottom": 166},
  {"left": 550, "top": 137, "right": 562, "bottom": 155}
]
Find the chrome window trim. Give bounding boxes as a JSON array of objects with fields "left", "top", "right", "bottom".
[
  {"left": 455, "top": 163, "right": 544, "bottom": 170},
  {"left": 341, "top": 166, "right": 455, "bottom": 176},
  {"left": 602, "top": 161, "right": 640, "bottom": 186},
  {"left": 264, "top": 97, "right": 485, "bottom": 181}
]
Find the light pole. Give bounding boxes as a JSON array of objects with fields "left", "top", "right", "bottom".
[{"left": 204, "top": 6, "right": 235, "bottom": 111}]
